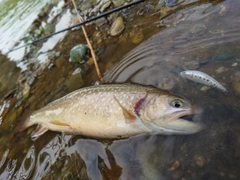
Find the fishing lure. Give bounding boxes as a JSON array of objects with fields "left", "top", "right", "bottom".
[{"left": 180, "top": 70, "right": 227, "bottom": 92}]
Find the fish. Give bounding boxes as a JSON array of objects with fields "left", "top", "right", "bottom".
[
  {"left": 15, "top": 84, "right": 203, "bottom": 139},
  {"left": 180, "top": 70, "right": 227, "bottom": 92}
]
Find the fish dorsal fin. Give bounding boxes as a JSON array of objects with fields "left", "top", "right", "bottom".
[
  {"left": 51, "top": 120, "right": 70, "bottom": 126},
  {"left": 114, "top": 96, "right": 136, "bottom": 123},
  {"left": 31, "top": 124, "right": 48, "bottom": 141}
]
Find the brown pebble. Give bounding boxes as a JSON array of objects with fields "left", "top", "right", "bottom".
[
  {"left": 194, "top": 154, "right": 206, "bottom": 168},
  {"left": 232, "top": 72, "right": 240, "bottom": 97},
  {"left": 168, "top": 160, "right": 180, "bottom": 171},
  {"left": 131, "top": 32, "right": 144, "bottom": 45}
]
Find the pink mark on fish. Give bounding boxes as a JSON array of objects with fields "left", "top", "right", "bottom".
[{"left": 134, "top": 98, "right": 145, "bottom": 116}]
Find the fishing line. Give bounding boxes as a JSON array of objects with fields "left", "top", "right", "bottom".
[{"left": 9, "top": 0, "right": 145, "bottom": 52}]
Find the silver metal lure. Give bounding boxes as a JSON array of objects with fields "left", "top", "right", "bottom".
[{"left": 180, "top": 70, "right": 227, "bottom": 92}]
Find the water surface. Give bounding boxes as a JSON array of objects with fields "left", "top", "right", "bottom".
[{"left": 0, "top": 0, "right": 240, "bottom": 179}]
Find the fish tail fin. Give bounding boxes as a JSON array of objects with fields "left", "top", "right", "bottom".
[{"left": 13, "top": 109, "right": 33, "bottom": 134}]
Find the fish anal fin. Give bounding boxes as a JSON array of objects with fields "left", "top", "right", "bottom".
[
  {"left": 31, "top": 124, "right": 48, "bottom": 141},
  {"left": 51, "top": 120, "right": 70, "bottom": 126},
  {"left": 114, "top": 96, "right": 136, "bottom": 123}
]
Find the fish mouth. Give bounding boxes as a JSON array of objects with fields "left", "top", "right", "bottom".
[
  {"left": 179, "top": 114, "right": 195, "bottom": 122},
  {"left": 168, "top": 109, "right": 193, "bottom": 122},
  {"left": 153, "top": 109, "right": 204, "bottom": 134}
]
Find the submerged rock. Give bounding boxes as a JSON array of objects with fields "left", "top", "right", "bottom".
[
  {"left": 110, "top": 17, "right": 125, "bottom": 36},
  {"left": 131, "top": 32, "right": 144, "bottom": 45},
  {"left": 112, "top": 0, "right": 125, "bottom": 7},
  {"left": 194, "top": 154, "right": 206, "bottom": 168},
  {"left": 165, "top": 0, "right": 177, "bottom": 6},
  {"left": 69, "top": 44, "right": 88, "bottom": 63},
  {"left": 232, "top": 72, "right": 240, "bottom": 97},
  {"left": 183, "top": 61, "right": 200, "bottom": 70},
  {"left": 155, "top": 0, "right": 165, "bottom": 11},
  {"left": 190, "top": 23, "right": 207, "bottom": 35},
  {"left": 212, "top": 47, "right": 235, "bottom": 61},
  {"left": 65, "top": 69, "right": 84, "bottom": 91}
]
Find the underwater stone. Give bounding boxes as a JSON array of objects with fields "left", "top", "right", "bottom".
[
  {"left": 194, "top": 154, "right": 206, "bottom": 168},
  {"left": 110, "top": 17, "right": 125, "bottom": 36},
  {"left": 65, "top": 72, "right": 84, "bottom": 92},
  {"left": 190, "top": 23, "right": 207, "bottom": 35},
  {"left": 155, "top": 0, "right": 165, "bottom": 11},
  {"left": 183, "top": 61, "right": 200, "bottom": 70},
  {"left": 212, "top": 47, "right": 235, "bottom": 61},
  {"left": 131, "top": 32, "right": 144, "bottom": 45},
  {"left": 69, "top": 44, "right": 88, "bottom": 63},
  {"left": 232, "top": 72, "right": 240, "bottom": 97},
  {"left": 165, "top": 0, "right": 177, "bottom": 6},
  {"left": 112, "top": 0, "right": 125, "bottom": 7}
]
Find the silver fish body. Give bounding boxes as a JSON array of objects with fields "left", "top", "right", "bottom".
[
  {"left": 180, "top": 70, "right": 227, "bottom": 92},
  {"left": 18, "top": 84, "right": 203, "bottom": 139}
]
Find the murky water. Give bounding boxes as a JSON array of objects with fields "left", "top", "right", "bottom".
[{"left": 1, "top": 0, "right": 240, "bottom": 179}]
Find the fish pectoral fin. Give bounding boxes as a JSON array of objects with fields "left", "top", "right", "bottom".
[
  {"left": 31, "top": 124, "right": 48, "bottom": 141},
  {"left": 51, "top": 120, "right": 70, "bottom": 126},
  {"left": 114, "top": 96, "right": 136, "bottom": 123}
]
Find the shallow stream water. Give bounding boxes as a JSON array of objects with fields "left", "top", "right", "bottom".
[{"left": 0, "top": 0, "right": 240, "bottom": 179}]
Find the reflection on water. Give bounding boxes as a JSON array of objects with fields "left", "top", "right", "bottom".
[
  {"left": 0, "top": 0, "right": 50, "bottom": 57},
  {"left": 1, "top": 0, "right": 240, "bottom": 179}
]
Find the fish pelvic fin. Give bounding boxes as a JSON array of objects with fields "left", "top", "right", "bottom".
[
  {"left": 13, "top": 109, "right": 34, "bottom": 134},
  {"left": 31, "top": 120, "right": 70, "bottom": 140},
  {"left": 113, "top": 96, "right": 136, "bottom": 123},
  {"left": 31, "top": 124, "right": 48, "bottom": 141}
]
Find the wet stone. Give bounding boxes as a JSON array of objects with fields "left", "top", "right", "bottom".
[
  {"left": 212, "top": 47, "right": 235, "bottom": 61},
  {"left": 232, "top": 72, "right": 240, "bottom": 97},
  {"left": 194, "top": 154, "right": 206, "bottom": 168},
  {"left": 168, "top": 160, "right": 180, "bottom": 171},
  {"left": 155, "top": 0, "right": 165, "bottom": 11},
  {"left": 112, "top": 0, "right": 125, "bottom": 7},
  {"left": 165, "top": 0, "right": 178, "bottom": 7},
  {"left": 171, "top": 168, "right": 184, "bottom": 180},
  {"left": 131, "top": 32, "right": 144, "bottom": 45},
  {"left": 72, "top": 67, "right": 82, "bottom": 75},
  {"left": 87, "top": 56, "right": 99, "bottom": 66},
  {"left": 110, "top": 16, "right": 125, "bottom": 36},
  {"left": 190, "top": 23, "right": 207, "bottom": 35},
  {"left": 216, "top": 66, "right": 228, "bottom": 74},
  {"left": 69, "top": 44, "right": 88, "bottom": 63},
  {"left": 200, "top": 86, "right": 211, "bottom": 92},
  {"left": 183, "top": 61, "right": 200, "bottom": 70},
  {"left": 65, "top": 72, "right": 84, "bottom": 91}
]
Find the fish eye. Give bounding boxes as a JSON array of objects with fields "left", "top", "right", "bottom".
[{"left": 171, "top": 99, "right": 183, "bottom": 108}]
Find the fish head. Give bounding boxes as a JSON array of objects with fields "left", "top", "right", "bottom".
[{"left": 140, "top": 94, "right": 204, "bottom": 134}]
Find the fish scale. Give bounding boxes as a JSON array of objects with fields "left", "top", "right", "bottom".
[{"left": 15, "top": 84, "right": 204, "bottom": 139}]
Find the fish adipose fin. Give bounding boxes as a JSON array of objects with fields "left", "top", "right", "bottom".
[{"left": 114, "top": 96, "right": 136, "bottom": 123}]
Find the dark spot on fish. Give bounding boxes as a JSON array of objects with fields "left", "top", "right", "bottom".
[{"left": 84, "top": 112, "right": 87, "bottom": 115}]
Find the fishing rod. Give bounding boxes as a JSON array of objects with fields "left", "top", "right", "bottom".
[{"left": 9, "top": 0, "right": 145, "bottom": 52}]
